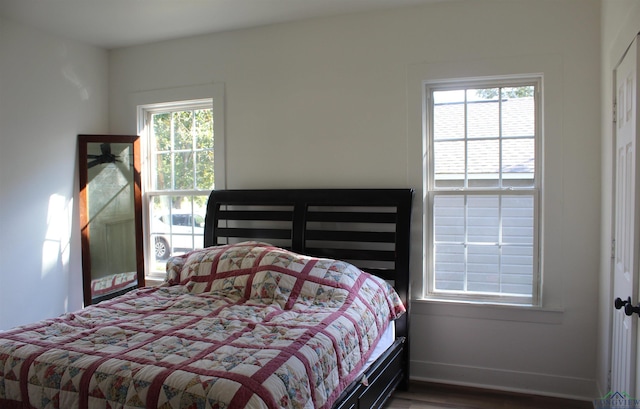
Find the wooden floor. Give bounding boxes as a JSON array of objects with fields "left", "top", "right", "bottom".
[{"left": 383, "top": 381, "right": 593, "bottom": 409}]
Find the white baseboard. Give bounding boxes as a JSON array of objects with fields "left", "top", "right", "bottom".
[{"left": 411, "top": 360, "right": 597, "bottom": 402}]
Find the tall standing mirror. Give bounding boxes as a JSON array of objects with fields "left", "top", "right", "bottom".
[{"left": 78, "top": 135, "right": 144, "bottom": 306}]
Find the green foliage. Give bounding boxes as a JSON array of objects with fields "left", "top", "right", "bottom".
[
  {"left": 474, "top": 86, "right": 534, "bottom": 100},
  {"left": 152, "top": 108, "right": 214, "bottom": 209}
]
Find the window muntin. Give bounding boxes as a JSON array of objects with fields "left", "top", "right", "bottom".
[
  {"left": 143, "top": 101, "right": 214, "bottom": 275},
  {"left": 426, "top": 79, "right": 540, "bottom": 304}
]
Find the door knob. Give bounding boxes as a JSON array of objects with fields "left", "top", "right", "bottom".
[
  {"left": 615, "top": 296, "right": 640, "bottom": 317},
  {"left": 626, "top": 302, "right": 640, "bottom": 317},
  {"left": 615, "top": 297, "right": 630, "bottom": 310}
]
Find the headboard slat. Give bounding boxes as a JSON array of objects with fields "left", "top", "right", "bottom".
[
  {"left": 304, "top": 247, "right": 396, "bottom": 262},
  {"left": 218, "top": 210, "right": 294, "bottom": 221},
  {"left": 306, "top": 211, "right": 397, "bottom": 223},
  {"left": 214, "top": 228, "right": 292, "bottom": 241},
  {"left": 305, "top": 230, "right": 396, "bottom": 243}
]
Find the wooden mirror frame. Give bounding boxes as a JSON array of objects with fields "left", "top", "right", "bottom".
[{"left": 78, "top": 134, "right": 145, "bottom": 306}]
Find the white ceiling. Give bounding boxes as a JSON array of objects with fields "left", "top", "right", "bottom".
[{"left": 0, "top": 0, "right": 445, "bottom": 49}]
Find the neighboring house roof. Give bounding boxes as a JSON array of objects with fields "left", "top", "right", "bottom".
[{"left": 432, "top": 97, "right": 535, "bottom": 177}]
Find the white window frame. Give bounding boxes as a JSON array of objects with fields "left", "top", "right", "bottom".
[
  {"left": 136, "top": 85, "right": 225, "bottom": 280},
  {"left": 424, "top": 76, "right": 542, "bottom": 306}
]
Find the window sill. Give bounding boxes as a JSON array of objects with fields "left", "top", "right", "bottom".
[
  {"left": 144, "top": 276, "right": 165, "bottom": 287},
  {"left": 412, "top": 298, "right": 564, "bottom": 324},
  {"left": 144, "top": 274, "right": 165, "bottom": 287}
]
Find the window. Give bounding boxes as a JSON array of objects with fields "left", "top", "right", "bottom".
[
  {"left": 425, "top": 78, "right": 541, "bottom": 305},
  {"left": 140, "top": 100, "right": 216, "bottom": 277}
]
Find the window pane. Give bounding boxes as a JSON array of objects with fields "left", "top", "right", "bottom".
[
  {"left": 501, "top": 245, "right": 533, "bottom": 295},
  {"left": 155, "top": 153, "right": 172, "bottom": 190},
  {"left": 502, "top": 87, "right": 535, "bottom": 138},
  {"left": 173, "top": 111, "right": 193, "bottom": 150},
  {"left": 174, "top": 152, "right": 195, "bottom": 190},
  {"left": 434, "top": 140, "right": 465, "bottom": 188},
  {"left": 468, "top": 139, "right": 499, "bottom": 187},
  {"left": 149, "top": 195, "right": 207, "bottom": 266},
  {"left": 196, "top": 151, "right": 215, "bottom": 190},
  {"left": 467, "top": 88, "right": 499, "bottom": 139},
  {"left": 434, "top": 243, "right": 465, "bottom": 291},
  {"left": 469, "top": 87, "right": 500, "bottom": 102},
  {"left": 153, "top": 113, "right": 171, "bottom": 151},
  {"left": 433, "top": 89, "right": 465, "bottom": 105},
  {"left": 433, "top": 100, "right": 464, "bottom": 140},
  {"left": 502, "top": 138, "right": 535, "bottom": 187},
  {"left": 467, "top": 244, "right": 499, "bottom": 293},
  {"left": 467, "top": 195, "right": 499, "bottom": 243},
  {"left": 195, "top": 109, "right": 213, "bottom": 149},
  {"left": 434, "top": 195, "right": 465, "bottom": 242},
  {"left": 502, "top": 195, "right": 534, "bottom": 245}
]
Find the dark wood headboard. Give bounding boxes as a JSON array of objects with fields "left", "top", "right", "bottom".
[{"left": 203, "top": 188, "right": 413, "bottom": 389}]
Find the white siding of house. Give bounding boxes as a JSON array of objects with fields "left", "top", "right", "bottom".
[{"left": 433, "top": 194, "right": 534, "bottom": 295}]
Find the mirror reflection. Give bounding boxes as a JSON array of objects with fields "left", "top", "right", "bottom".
[{"left": 79, "top": 135, "right": 144, "bottom": 305}]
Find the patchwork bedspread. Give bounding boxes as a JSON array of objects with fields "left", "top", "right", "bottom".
[{"left": 0, "top": 242, "right": 405, "bottom": 409}]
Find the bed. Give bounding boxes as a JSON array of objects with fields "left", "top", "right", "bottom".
[{"left": 0, "top": 188, "right": 412, "bottom": 409}]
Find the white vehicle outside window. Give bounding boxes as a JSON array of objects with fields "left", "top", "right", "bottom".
[{"left": 151, "top": 210, "right": 206, "bottom": 260}]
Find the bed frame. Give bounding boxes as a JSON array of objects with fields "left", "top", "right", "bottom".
[{"left": 203, "top": 188, "right": 412, "bottom": 409}]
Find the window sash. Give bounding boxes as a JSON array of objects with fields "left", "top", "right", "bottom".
[{"left": 426, "top": 190, "right": 539, "bottom": 305}]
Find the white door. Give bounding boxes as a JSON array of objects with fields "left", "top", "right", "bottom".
[{"left": 612, "top": 35, "right": 640, "bottom": 395}]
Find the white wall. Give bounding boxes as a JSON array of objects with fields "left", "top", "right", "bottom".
[
  {"left": 0, "top": 17, "right": 108, "bottom": 329},
  {"left": 598, "top": 0, "right": 640, "bottom": 397},
  {"left": 109, "top": 0, "right": 601, "bottom": 399}
]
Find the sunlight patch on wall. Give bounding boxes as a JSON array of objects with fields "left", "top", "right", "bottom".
[
  {"left": 42, "top": 194, "right": 72, "bottom": 279},
  {"left": 58, "top": 44, "right": 90, "bottom": 101}
]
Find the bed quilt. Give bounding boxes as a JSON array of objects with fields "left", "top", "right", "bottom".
[{"left": 0, "top": 241, "right": 405, "bottom": 409}]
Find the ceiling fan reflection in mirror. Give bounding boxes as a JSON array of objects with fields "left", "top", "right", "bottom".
[{"left": 87, "top": 143, "right": 121, "bottom": 168}]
